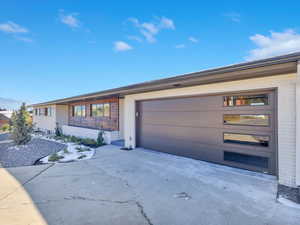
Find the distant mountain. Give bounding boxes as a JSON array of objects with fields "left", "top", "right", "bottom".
[{"left": 0, "top": 97, "right": 23, "bottom": 110}]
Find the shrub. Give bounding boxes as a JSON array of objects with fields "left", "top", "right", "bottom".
[
  {"left": 48, "top": 153, "right": 64, "bottom": 162},
  {"left": 79, "top": 138, "right": 98, "bottom": 147},
  {"left": 1, "top": 123, "right": 10, "bottom": 132},
  {"left": 55, "top": 122, "right": 62, "bottom": 137},
  {"left": 97, "top": 130, "right": 104, "bottom": 146},
  {"left": 70, "top": 135, "right": 80, "bottom": 143},
  {"left": 11, "top": 103, "right": 33, "bottom": 145},
  {"left": 76, "top": 146, "right": 91, "bottom": 152},
  {"left": 63, "top": 148, "right": 70, "bottom": 154},
  {"left": 77, "top": 155, "right": 87, "bottom": 159}
]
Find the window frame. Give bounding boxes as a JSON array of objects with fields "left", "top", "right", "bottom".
[
  {"left": 223, "top": 94, "right": 269, "bottom": 107},
  {"left": 90, "top": 104, "right": 104, "bottom": 117},
  {"left": 223, "top": 114, "right": 270, "bottom": 127},
  {"left": 72, "top": 105, "right": 86, "bottom": 117},
  {"left": 223, "top": 132, "right": 270, "bottom": 148},
  {"left": 90, "top": 103, "right": 110, "bottom": 118}
]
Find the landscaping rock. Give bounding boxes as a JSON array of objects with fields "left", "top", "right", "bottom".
[{"left": 0, "top": 137, "right": 66, "bottom": 167}]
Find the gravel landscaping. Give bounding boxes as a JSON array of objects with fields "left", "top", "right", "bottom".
[
  {"left": 0, "top": 132, "right": 10, "bottom": 142},
  {"left": 0, "top": 133, "right": 66, "bottom": 168}
]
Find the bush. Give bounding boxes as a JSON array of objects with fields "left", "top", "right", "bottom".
[
  {"left": 11, "top": 103, "right": 33, "bottom": 145},
  {"left": 0, "top": 123, "right": 10, "bottom": 132},
  {"left": 55, "top": 132, "right": 105, "bottom": 148},
  {"left": 77, "top": 155, "right": 87, "bottom": 159},
  {"left": 97, "top": 130, "right": 104, "bottom": 146},
  {"left": 48, "top": 153, "right": 64, "bottom": 162},
  {"left": 79, "top": 138, "right": 98, "bottom": 147},
  {"left": 55, "top": 122, "right": 62, "bottom": 137},
  {"left": 76, "top": 146, "right": 91, "bottom": 152}
]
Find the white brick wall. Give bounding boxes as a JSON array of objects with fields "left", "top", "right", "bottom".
[{"left": 124, "top": 73, "right": 298, "bottom": 187}]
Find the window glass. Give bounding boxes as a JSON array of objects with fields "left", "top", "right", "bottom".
[
  {"left": 223, "top": 94, "right": 268, "bottom": 107},
  {"left": 45, "top": 108, "right": 48, "bottom": 116},
  {"left": 48, "top": 107, "right": 52, "bottom": 117},
  {"left": 74, "top": 105, "right": 86, "bottom": 117},
  {"left": 224, "top": 151, "right": 268, "bottom": 169},
  {"left": 91, "top": 103, "right": 110, "bottom": 117},
  {"left": 224, "top": 114, "right": 269, "bottom": 126},
  {"left": 224, "top": 133, "right": 269, "bottom": 147},
  {"left": 104, "top": 103, "right": 110, "bottom": 117},
  {"left": 40, "top": 108, "right": 45, "bottom": 116},
  {"left": 91, "top": 104, "right": 104, "bottom": 117}
]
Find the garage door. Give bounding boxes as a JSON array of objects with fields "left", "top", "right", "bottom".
[{"left": 136, "top": 90, "right": 277, "bottom": 175}]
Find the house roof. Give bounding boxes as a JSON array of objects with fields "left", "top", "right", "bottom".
[
  {"left": 0, "top": 113, "right": 10, "bottom": 121},
  {"left": 29, "top": 52, "right": 300, "bottom": 107}
]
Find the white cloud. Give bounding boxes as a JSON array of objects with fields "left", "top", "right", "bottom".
[
  {"left": 128, "top": 16, "right": 175, "bottom": 43},
  {"left": 245, "top": 29, "right": 300, "bottom": 61},
  {"left": 224, "top": 12, "right": 241, "bottom": 22},
  {"left": 159, "top": 17, "right": 175, "bottom": 30},
  {"left": 175, "top": 44, "right": 185, "bottom": 49},
  {"left": 127, "top": 35, "right": 143, "bottom": 42},
  {"left": 14, "top": 36, "right": 33, "bottom": 43},
  {"left": 0, "top": 21, "right": 28, "bottom": 33},
  {"left": 114, "top": 41, "right": 133, "bottom": 52},
  {"left": 60, "top": 11, "right": 80, "bottom": 28},
  {"left": 188, "top": 36, "right": 198, "bottom": 43}
]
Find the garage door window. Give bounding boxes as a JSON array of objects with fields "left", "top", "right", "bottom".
[
  {"left": 224, "top": 133, "right": 269, "bottom": 147},
  {"left": 223, "top": 114, "right": 269, "bottom": 126},
  {"left": 224, "top": 151, "right": 268, "bottom": 169},
  {"left": 223, "top": 94, "right": 268, "bottom": 107}
]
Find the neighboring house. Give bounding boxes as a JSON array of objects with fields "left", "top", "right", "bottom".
[
  {"left": 0, "top": 110, "right": 13, "bottom": 119},
  {"left": 30, "top": 52, "right": 300, "bottom": 193},
  {"left": 0, "top": 113, "right": 10, "bottom": 128}
]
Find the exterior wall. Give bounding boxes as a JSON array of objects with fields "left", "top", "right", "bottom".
[
  {"left": 124, "top": 73, "right": 298, "bottom": 187},
  {"left": 62, "top": 125, "right": 120, "bottom": 144},
  {"left": 0, "top": 119, "right": 9, "bottom": 127},
  {"left": 56, "top": 105, "right": 68, "bottom": 126},
  {"left": 68, "top": 97, "right": 119, "bottom": 131},
  {"left": 33, "top": 105, "right": 57, "bottom": 132},
  {"left": 119, "top": 98, "right": 124, "bottom": 139},
  {"left": 296, "top": 61, "right": 300, "bottom": 186}
]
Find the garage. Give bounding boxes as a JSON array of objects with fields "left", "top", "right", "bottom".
[{"left": 136, "top": 90, "right": 277, "bottom": 175}]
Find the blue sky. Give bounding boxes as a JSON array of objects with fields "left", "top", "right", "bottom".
[{"left": 1, "top": 0, "right": 300, "bottom": 104}]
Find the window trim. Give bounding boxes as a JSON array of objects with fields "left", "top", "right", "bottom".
[
  {"left": 72, "top": 105, "right": 86, "bottom": 117},
  {"left": 223, "top": 114, "right": 270, "bottom": 127},
  {"left": 223, "top": 151, "right": 269, "bottom": 169},
  {"left": 90, "top": 103, "right": 110, "bottom": 118},
  {"left": 223, "top": 132, "right": 270, "bottom": 148},
  {"left": 223, "top": 93, "right": 269, "bottom": 107}
]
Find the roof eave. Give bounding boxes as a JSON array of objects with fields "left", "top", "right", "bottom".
[{"left": 29, "top": 52, "right": 300, "bottom": 107}]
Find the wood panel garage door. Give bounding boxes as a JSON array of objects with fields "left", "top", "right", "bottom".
[{"left": 136, "top": 90, "right": 277, "bottom": 175}]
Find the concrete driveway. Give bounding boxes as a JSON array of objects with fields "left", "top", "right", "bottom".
[{"left": 2, "top": 145, "right": 300, "bottom": 225}]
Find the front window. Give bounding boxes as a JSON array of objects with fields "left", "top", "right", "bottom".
[
  {"left": 91, "top": 104, "right": 104, "bottom": 117},
  {"left": 223, "top": 94, "right": 268, "bottom": 107},
  {"left": 91, "top": 103, "right": 110, "bottom": 117},
  {"left": 73, "top": 105, "right": 86, "bottom": 117}
]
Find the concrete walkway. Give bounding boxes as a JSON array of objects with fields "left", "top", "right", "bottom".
[{"left": 1, "top": 145, "right": 300, "bottom": 225}]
